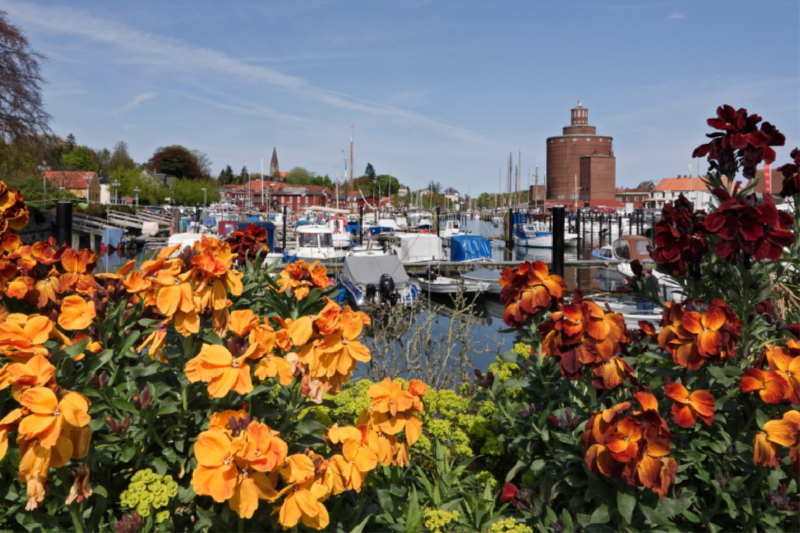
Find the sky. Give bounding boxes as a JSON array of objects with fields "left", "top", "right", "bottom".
[{"left": 1, "top": 0, "right": 798, "bottom": 195}]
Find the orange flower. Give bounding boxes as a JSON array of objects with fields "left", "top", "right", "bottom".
[
  {"left": 740, "top": 368, "right": 789, "bottom": 404},
  {"left": 138, "top": 328, "right": 168, "bottom": 363},
  {"left": 314, "top": 307, "right": 371, "bottom": 379},
  {"left": 0, "top": 314, "right": 53, "bottom": 362},
  {"left": 5, "top": 275, "right": 34, "bottom": 299},
  {"left": 783, "top": 410, "right": 799, "bottom": 476},
  {"left": 153, "top": 267, "right": 196, "bottom": 317},
  {"left": 664, "top": 383, "right": 715, "bottom": 428},
  {"left": 229, "top": 310, "right": 261, "bottom": 338},
  {"left": 753, "top": 417, "right": 798, "bottom": 468},
  {"left": 191, "top": 430, "right": 240, "bottom": 502},
  {"left": 592, "top": 356, "right": 636, "bottom": 390},
  {"left": 65, "top": 464, "right": 92, "bottom": 505},
  {"left": 368, "top": 378, "right": 414, "bottom": 416},
  {"left": 254, "top": 352, "right": 294, "bottom": 385},
  {"left": 185, "top": 344, "right": 254, "bottom": 399},
  {"left": 606, "top": 417, "right": 644, "bottom": 463},
  {"left": 17, "top": 387, "right": 91, "bottom": 448},
  {"left": 34, "top": 268, "right": 63, "bottom": 307},
  {"left": 500, "top": 261, "right": 566, "bottom": 327},
  {"left": 326, "top": 424, "right": 362, "bottom": 445},
  {"left": 0, "top": 354, "right": 55, "bottom": 400},
  {"left": 680, "top": 305, "right": 726, "bottom": 357},
  {"left": 57, "top": 296, "right": 96, "bottom": 331},
  {"left": 277, "top": 260, "right": 329, "bottom": 300},
  {"left": 765, "top": 346, "right": 800, "bottom": 404},
  {"left": 274, "top": 475, "right": 330, "bottom": 529},
  {"left": 241, "top": 421, "right": 288, "bottom": 472}
]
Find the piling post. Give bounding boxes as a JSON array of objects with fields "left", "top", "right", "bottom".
[
  {"left": 436, "top": 207, "right": 441, "bottom": 238},
  {"left": 506, "top": 210, "right": 515, "bottom": 250},
  {"left": 618, "top": 215, "right": 622, "bottom": 238},
  {"left": 359, "top": 206, "right": 364, "bottom": 245},
  {"left": 552, "top": 206, "right": 565, "bottom": 277},
  {"left": 56, "top": 202, "right": 72, "bottom": 247},
  {"left": 282, "top": 206, "right": 287, "bottom": 251},
  {"left": 576, "top": 209, "right": 581, "bottom": 260}
]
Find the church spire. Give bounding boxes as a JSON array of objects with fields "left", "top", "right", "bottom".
[{"left": 269, "top": 147, "right": 280, "bottom": 178}]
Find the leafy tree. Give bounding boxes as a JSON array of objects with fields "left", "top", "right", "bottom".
[
  {"left": 427, "top": 181, "right": 442, "bottom": 194},
  {"left": 148, "top": 146, "right": 203, "bottom": 180},
  {"left": 375, "top": 174, "right": 400, "bottom": 195},
  {"left": 96, "top": 148, "right": 111, "bottom": 172},
  {"left": 0, "top": 11, "right": 51, "bottom": 142},
  {"left": 61, "top": 145, "right": 98, "bottom": 172},
  {"left": 111, "top": 167, "right": 168, "bottom": 205},
  {"left": 170, "top": 178, "right": 219, "bottom": 205},
  {"left": 475, "top": 192, "right": 495, "bottom": 208},
  {"left": 284, "top": 167, "right": 314, "bottom": 186},
  {"left": 364, "top": 163, "right": 376, "bottom": 183},
  {"left": 443, "top": 186, "right": 458, "bottom": 196},
  {"left": 352, "top": 176, "right": 374, "bottom": 197},
  {"left": 109, "top": 141, "right": 136, "bottom": 171},
  {"left": 240, "top": 165, "right": 249, "bottom": 186}
]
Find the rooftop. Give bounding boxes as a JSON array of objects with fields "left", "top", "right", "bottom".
[{"left": 42, "top": 171, "right": 96, "bottom": 189}]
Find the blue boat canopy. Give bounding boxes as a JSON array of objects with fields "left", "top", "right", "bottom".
[{"left": 449, "top": 235, "right": 492, "bottom": 262}]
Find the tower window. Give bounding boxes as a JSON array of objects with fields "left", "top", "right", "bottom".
[
  {"left": 586, "top": 138, "right": 591, "bottom": 141},
  {"left": 573, "top": 138, "right": 577, "bottom": 142}
]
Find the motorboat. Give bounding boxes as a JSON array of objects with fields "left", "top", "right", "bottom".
[
  {"left": 286, "top": 225, "right": 347, "bottom": 262},
  {"left": 440, "top": 220, "right": 461, "bottom": 239},
  {"left": 340, "top": 255, "right": 418, "bottom": 307},
  {"left": 449, "top": 235, "right": 492, "bottom": 263},
  {"left": 377, "top": 218, "right": 400, "bottom": 231},
  {"left": 391, "top": 234, "right": 445, "bottom": 264},
  {"left": 461, "top": 268, "right": 502, "bottom": 295},
  {"left": 326, "top": 217, "right": 353, "bottom": 249},
  {"left": 591, "top": 245, "right": 617, "bottom": 261},
  {"left": 368, "top": 226, "right": 395, "bottom": 237},
  {"left": 416, "top": 270, "right": 491, "bottom": 295},
  {"left": 394, "top": 216, "right": 408, "bottom": 230},
  {"left": 492, "top": 216, "right": 503, "bottom": 228},
  {"left": 513, "top": 222, "right": 579, "bottom": 248}
]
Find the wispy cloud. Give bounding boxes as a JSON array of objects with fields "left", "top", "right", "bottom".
[
  {"left": 175, "top": 91, "right": 312, "bottom": 125},
  {"left": 1, "top": 0, "right": 495, "bottom": 147},
  {"left": 125, "top": 91, "right": 157, "bottom": 110},
  {"left": 665, "top": 12, "right": 685, "bottom": 20}
]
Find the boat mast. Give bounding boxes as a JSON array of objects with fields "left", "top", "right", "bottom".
[{"left": 349, "top": 125, "right": 354, "bottom": 213}]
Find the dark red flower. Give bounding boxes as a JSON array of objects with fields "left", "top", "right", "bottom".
[
  {"left": 652, "top": 194, "right": 707, "bottom": 276},
  {"left": 693, "top": 106, "right": 785, "bottom": 179},
  {"left": 500, "top": 483, "right": 518, "bottom": 504},
  {"left": 704, "top": 188, "right": 794, "bottom": 264},
  {"left": 226, "top": 224, "right": 269, "bottom": 266},
  {"left": 779, "top": 148, "right": 800, "bottom": 198}
]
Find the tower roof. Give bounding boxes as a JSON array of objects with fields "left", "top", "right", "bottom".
[{"left": 269, "top": 147, "right": 280, "bottom": 177}]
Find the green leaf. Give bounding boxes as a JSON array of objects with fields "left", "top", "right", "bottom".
[
  {"left": 117, "top": 330, "right": 142, "bottom": 357},
  {"left": 84, "top": 349, "right": 115, "bottom": 375},
  {"left": 640, "top": 504, "right": 671, "bottom": 526},
  {"left": 121, "top": 445, "right": 135, "bottom": 462},
  {"left": 755, "top": 409, "right": 769, "bottom": 429},
  {"left": 655, "top": 497, "right": 691, "bottom": 518},
  {"left": 151, "top": 457, "right": 168, "bottom": 475},
  {"left": 531, "top": 459, "right": 545, "bottom": 473},
  {"left": 113, "top": 399, "right": 138, "bottom": 414},
  {"left": 505, "top": 460, "right": 525, "bottom": 482},
  {"left": 295, "top": 419, "right": 326, "bottom": 436},
  {"left": 499, "top": 350, "right": 518, "bottom": 363},
  {"left": 706, "top": 365, "right": 731, "bottom": 384},
  {"left": 589, "top": 504, "right": 610, "bottom": 524},
  {"left": 617, "top": 491, "right": 636, "bottom": 524},
  {"left": 349, "top": 515, "right": 371, "bottom": 533},
  {"left": 157, "top": 405, "right": 178, "bottom": 416},
  {"left": 502, "top": 378, "right": 530, "bottom": 389}
]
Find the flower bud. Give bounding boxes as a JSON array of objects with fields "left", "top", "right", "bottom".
[
  {"left": 90, "top": 375, "right": 101, "bottom": 389},
  {"left": 123, "top": 413, "right": 131, "bottom": 433},
  {"left": 100, "top": 371, "right": 109, "bottom": 388}
]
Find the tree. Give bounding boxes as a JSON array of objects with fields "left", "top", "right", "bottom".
[
  {"left": 428, "top": 181, "right": 442, "bottom": 194},
  {"left": 240, "top": 165, "right": 249, "bottom": 187},
  {"left": 61, "top": 145, "right": 98, "bottom": 172},
  {"left": 0, "top": 11, "right": 50, "bottom": 142},
  {"left": 111, "top": 167, "right": 168, "bottom": 205},
  {"left": 375, "top": 174, "right": 400, "bottom": 195},
  {"left": 217, "top": 165, "right": 234, "bottom": 185},
  {"left": 443, "top": 186, "right": 459, "bottom": 196},
  {"left": 352, "top": 176, "right": 374, "bottom": 197},
  {"left": 364, "top": 163, "right": 376, "bottom": 183},
  {"left": 171, "top": 178, "right": 219, "bottom": 205},
  {"left": 148, "top": 146, "right": 203, "bottom": 180},
  {"left": 191, "top": 149, "right": 212, "bottom": 177},
  {"left": 65, "top": 133, "right": 75, "bottom": 152},
  {"left": 109, "top": 141, "right": 136, "bottom": 171},
  {"left": 284, "top": 167, "right": 314, "bottom": 186},
  {"left": 475, "top": 192, "right": 495, "bottom": 208},
  {"left": 96, "top": 148, "right": 111, "bottom": 172}
]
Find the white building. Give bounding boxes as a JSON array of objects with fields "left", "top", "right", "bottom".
[{"left": 649, "top": 176, "right": 717, "bottom": 209}]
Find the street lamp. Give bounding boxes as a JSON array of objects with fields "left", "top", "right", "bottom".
[
  {"left": 112, "top": 180, "right": 120, "bottom": 205},
  {"left": 133, "top": 187, "right": 140, "bottom": 208},
  {"left": 201, "top": 188, "right": 207, "bottom": 210}
]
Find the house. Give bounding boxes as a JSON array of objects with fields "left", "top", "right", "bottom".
[
  {"left": 614, "top": 187, "right": 650, "bottom": 208},
  {"left": 444, "top": 194, "right": 459, "bottom": 202},
  {"left": 649, "top": 176, "right": 720, "bottom": 209},
  {"left": 42, "top": 171, "right": 101, "bottom": 203},
  {"left": 397, "top": 187, "right": 409, "bottom": 197}
]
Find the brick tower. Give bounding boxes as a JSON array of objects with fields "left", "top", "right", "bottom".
[{"left": 546, "top": 101, "right": 615, "bottom": 203}]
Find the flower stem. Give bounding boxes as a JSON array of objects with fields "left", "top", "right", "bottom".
[
  {"left": 69, "top": 503, "right": 85, "bottom": 533},
  {"left": 238, "top": 516, "right": 245, "bottom": 533}
]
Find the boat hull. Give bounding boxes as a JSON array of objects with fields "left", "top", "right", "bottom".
[{"left": 417, "top": 278, "right": 491, "bottom": 294}]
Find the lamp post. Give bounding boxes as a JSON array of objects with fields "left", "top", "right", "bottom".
[
  {"left": 201, "top": 188, "right": 207, "bottom": 210},
  {"left": 42, "top": 161, "right": 47, "bottom": 209},
  {"left": 112, "top": 180, "right": 120, "bottom": 205},
  {"left": 133, "top": 187, "right": 140, "bottom": 208}
]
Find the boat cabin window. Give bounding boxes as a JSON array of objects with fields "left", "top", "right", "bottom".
[
  {"left": 299, "top": 233, "right": 317, "bottom": 247},
  {"left": 635, "top": 240, "right": 649, "bottom": 256},
  {"left": 318, "top": 234, "right": 333, "bottom": 247},
  {"left": 613, "top": 240, "right": 630, "bottom": 260},
  {"left": 602, "top": 248, "right": 612, "bottom": 259}
]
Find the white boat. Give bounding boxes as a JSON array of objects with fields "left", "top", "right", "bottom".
[
  {"left": 492, "top": 216, "right": 503, "bottom": 228},
  {"left": 417, "top": 274, "right": 491, "bottom": 295},
  {"left": 391, "top": 234, "right": 445, "bottom": 264},
  {"left": 377, "top": 218, "right": 400, "bottom": 231},
  {"left": 286, "top": 225, "right": 347, "bottom": 262},
  {"left": 326, "top": 217, "right": 353, "bottom": 249},
  {"left": 513, "top": 222, "right": 579, "bottom": 248},
  {"left": 394, "top": 216, "right": 408, "bottom": 230},
  {"left": 461, "top": 268, "right": 502, "bottom": 295},
  {"left": 440, "top": 219, "right": 461, "bottom": 239},
  {"left": 340, "top": 255, "right": 418, "bottom": 307}
]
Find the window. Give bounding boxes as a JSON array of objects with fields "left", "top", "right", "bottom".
[
  {"left": 586, "top": 138, "right": 591, "bottom": 141},
  {"left": 614, "top": 240, "right": 630, "bottom": 260},
  {"left": 616, "top": 197, "right": 621, "bottom": 202},
  {"left": 560, "top": 139, "right": 564, "bottom": 142},
  {"left": 570, "top": 194, "right": 575, "bottom": 199},
  {"left": 599, "top": 138, "right": 603, "bottom": 142},
  {"left": 572, "top": 138, "right": 577, "bottom": 142},
  {"left": 558, "top": 194, "right": 565, "bottom": 200}
]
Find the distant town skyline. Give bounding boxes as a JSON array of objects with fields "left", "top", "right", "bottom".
[{"left": 1, "top": 0, "right": 797, "bottom": 194}]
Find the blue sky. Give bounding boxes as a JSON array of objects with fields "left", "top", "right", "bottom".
[{"left": 2, "top": 0, "right": 798, "bottom": 194}]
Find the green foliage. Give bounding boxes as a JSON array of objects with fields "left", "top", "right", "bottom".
[
  {"left": 111, "top": 167, "right": 168, "bottom": 205},
  {"left": 423, "top": 508, "right": 459, "bottom": 533},
  {"left": 376, "top": 174, "right": 400, "bottom": 195},
  {"left": 283, "top": 166, "right": 314, "bottom": 185},
  {"left": 217, "top": 164, "right": 235, "bottom": 185},
  {"left": 170, "top": 178, "right": 218, "bottom": 205},
  {"left": 61, "top": 145, "right": 98, "bottom": 172},
  {"left": 364, "top": 162, "right": 376, "bottom": 182},
  {"left": 109, "top": 141, "right": 136, "bottom": 171}
]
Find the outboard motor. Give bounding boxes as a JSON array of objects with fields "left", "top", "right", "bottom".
[
  {"left": 425, "top": 266, "right": 437, "bottom": 281},
  {"left": 365, "top": 284, "right": 377, "bottom": 302},
  {"left": 379, "top": 274, "right": 395, "bottom": 302}
]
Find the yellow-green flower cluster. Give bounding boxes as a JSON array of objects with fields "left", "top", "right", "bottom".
[
  {"left": 423, "top": 508, "right": 460, "bottom": 533},
  {"left": 119, "top": 469, "right": 178, "bottom": 520},
  {"left": 489, "top": 517, "right": 534, "bottom": 533},
  {"left": 487, "top": 344, "right": 530, "bottom": 399},
  {"left": 475, "top": 471, "right": 498, "bottom": 491}
]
